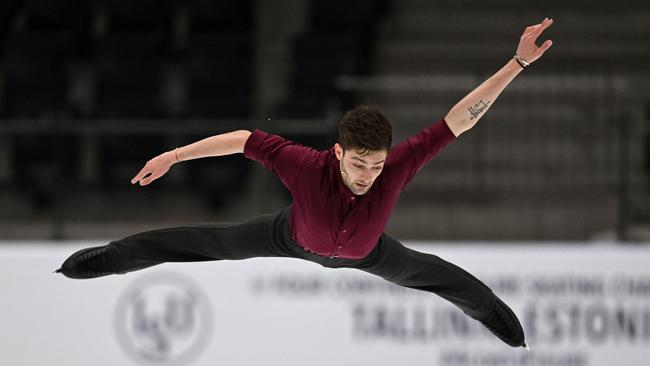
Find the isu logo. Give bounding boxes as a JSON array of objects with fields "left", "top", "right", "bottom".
[{"left": 114, "top": 272, "right": 213, "bottom": 365}]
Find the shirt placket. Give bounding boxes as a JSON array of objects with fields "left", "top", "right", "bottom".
[{"left": 330, "top": 194, "right": 360, "bottom": 258}]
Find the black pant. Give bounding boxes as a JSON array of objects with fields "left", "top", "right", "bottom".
[{"left": 107, "top": 206, "right": 496, "bottom": 320}]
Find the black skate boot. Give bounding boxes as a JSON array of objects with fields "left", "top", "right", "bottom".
[{"left": 55, "top": 246, "right": 120, "bottom": 279}]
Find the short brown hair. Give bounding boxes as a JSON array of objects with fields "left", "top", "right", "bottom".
[{"left": 338, "top": 105, "right": 392, "bottom": 155}]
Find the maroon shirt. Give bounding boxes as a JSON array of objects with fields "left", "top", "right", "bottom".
[{"left": 243, "top": 118, "right": 456, "bottom": 259}]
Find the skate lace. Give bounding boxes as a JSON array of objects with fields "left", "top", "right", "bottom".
[
  {"left": 481, "top": 301, "right": 513, "bottom": 338},
  {"left": 77, "top": 247, "right": 113, "bottom": 275}
]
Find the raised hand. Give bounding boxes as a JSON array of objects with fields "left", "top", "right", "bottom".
[
  {"left": 131, "top": 150, "right": 178, "bottom": 186},
  {"left": 516, "top": 17, "right": 554, "bottom": 65}
]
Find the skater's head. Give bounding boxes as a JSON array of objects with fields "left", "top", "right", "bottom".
[
  {"left": 335, "top": 105, "right": 392, "bottom": 195},
  {"left": 336, "top": 105, "right": 392, "bottom": 154}
]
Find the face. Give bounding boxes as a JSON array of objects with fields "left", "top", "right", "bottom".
[{"left": 334, "top": 143, "right": 387, "bottom": 195}]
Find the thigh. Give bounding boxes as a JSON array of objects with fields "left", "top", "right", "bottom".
[
  {"left": 355, "top": 234, "right": 495, "bottom": 318},
  {"left": 110, "top": 208, "right": 294, "bottom": 262}
]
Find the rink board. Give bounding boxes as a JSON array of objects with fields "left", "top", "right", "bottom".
[{"left": 1, "top": 241, "right": 649, "bottom": 366}]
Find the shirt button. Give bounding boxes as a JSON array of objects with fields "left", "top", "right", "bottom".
[
  {"left": 342, "top": 229, "right": 347, "bottom": 233},
  {"left": 337, "top": 244, "right": 343, "bottom": 249},
  {"left": 350, "top": 196, "right": 355, "bottom": 200}
]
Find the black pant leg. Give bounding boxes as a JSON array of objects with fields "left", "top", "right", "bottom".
[
  {"left": 106, "top": 207, "right": 294, "bottom": 273},
  {"left": 354, "top": 233, "right": 496, "bottom": 319}
]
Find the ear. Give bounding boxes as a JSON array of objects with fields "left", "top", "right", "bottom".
[{"left": 334, "top": 143, "right": 343, "bottom": 161}]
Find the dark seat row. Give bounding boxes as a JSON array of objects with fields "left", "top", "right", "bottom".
[
  {"left": 1, "top": 31, "right": 253, "bottom": 119},
  {"left": 1, "top": 0, "right": 388, "bottom": 119},
  {"left": 1, "top": 0, "right": 253, "bottom": 36},
  {"left": 0, "top": 0, "right": 256, "bottom": 118}
]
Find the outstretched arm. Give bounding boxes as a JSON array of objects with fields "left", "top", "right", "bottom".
[
  {"left": 445, "top": 18, "right": 554, "bottom": 137},
  {"left": 131, "top": 130, "right": 252, "bottom": 186}
]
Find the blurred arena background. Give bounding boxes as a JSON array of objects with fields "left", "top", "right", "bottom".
[
  {"left": 0, "top": 0, "right": 648, "bottom": 241},
  {"left": 0, "top": 0, "right": 649, "bottom": 365}
]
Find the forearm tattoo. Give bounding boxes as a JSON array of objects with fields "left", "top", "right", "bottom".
[{"left": 468, "top": 100, "right": 491, "bottom": 120}]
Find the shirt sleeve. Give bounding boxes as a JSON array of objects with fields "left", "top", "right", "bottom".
[
  {"left": 384, "top": 118, "right": 457, "bottom": 189},
  {"left": 243, "top": 129, "right": 316, "bottom": 188}
]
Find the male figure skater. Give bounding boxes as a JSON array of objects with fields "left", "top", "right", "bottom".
[{"left": 57, "top": 18, "right": 554, "bottom": 349}]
